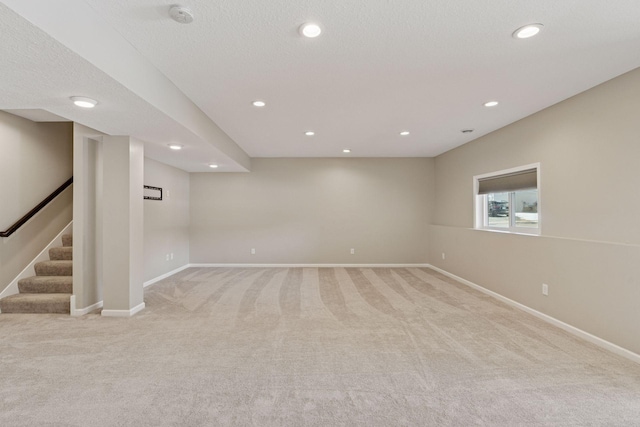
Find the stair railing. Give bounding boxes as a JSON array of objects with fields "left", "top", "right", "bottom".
[{"left": 0, "top": 177, "right": 73, "bottom": 238}]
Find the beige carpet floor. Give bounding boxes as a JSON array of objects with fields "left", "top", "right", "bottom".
[{"left": 1, "top": 267, "right": 640, "bottom": 426}]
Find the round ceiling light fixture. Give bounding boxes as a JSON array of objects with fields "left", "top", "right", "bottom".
[
  {"left": 252, "top": 100, "right": 266, "bottom": 107},
  {"left": 70, "top": 96, "right": 97, "bottom": 108},
  {"left": 513, "top": 23, "right": 543, "bottom": 39},
  {"left": 343, "top": 149, "right": 351, "bottom": 153},
  {"left": 299, "top": 22, "right": 322, "bottom": 38},
  {"left": 305, "top": 131, "right": 315, "bottom": 136},
  {"left": 400, "top": 131, "right": 410, "bottom": 136},
  {"left": 208, "top": 164, "right": 219, "bottom": 169},
  {"left": 168, "top": 144, "right": 184, "bottom": 150},
  {"left": 169, "top": 5, "right": 194, "bottom": 24},
  {"left": 484, "top": 101, "right": 499, "bottom": 107}
]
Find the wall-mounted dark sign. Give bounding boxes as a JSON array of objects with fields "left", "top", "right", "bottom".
[{"left": 144, "top": 185, "right": 163, "bottom": 201}]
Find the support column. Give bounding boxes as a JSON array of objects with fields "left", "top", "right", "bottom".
[
  {"left": 72, "top": 126, "right": 104, "bottom": 316},
  {"left": 100, "top": 136, "right": 144, "bottom": 317}
]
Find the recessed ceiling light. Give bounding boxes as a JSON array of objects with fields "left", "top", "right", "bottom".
[
  {"left": 168, "top": 144, "right": 183, "bottom": 150},
  {"left": 299, "top": 22, "right": 322, "bottom": 38},
  {"left": 461, "top": 129, "right": 474, "bottom": 134},
  {"left": 400, "top": 131, "right": 410, "bottom": 136},
  {"left": 70, "top": 96, "right": 97, "bottom": 108},
  {"left": 343, "top": 149, "right": 351, "bottom": 153},
  {"left": 209, "top": 164, "right": 219, "bottom": 169},
  {"left": 513, "top": 23, "right": 544, "bottom": 39},
  {"left": 252, "top": 100, "right": 266, "bottom": 107},
  {"left": 305, "top": 131, "right": 315, "bottom": 136},
  {"left": 484, "top": 101, "right": 499, "bottom": 107}
]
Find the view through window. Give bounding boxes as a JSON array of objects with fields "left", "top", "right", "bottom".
[{"left": 475, "top": 165, "right": 540, "bottom": 234}]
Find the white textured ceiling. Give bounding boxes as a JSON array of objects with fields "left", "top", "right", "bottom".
[{"left": 2, "top": 0, "right": 640, "bottom": 170}]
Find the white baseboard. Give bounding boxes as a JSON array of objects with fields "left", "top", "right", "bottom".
[
  {"left": 0, "top": 222, "right": 73, "bottom": 300},
  {"left": 188, "top": 263, "right": 430, "bottom": 268},
  {"left": 70, "top": 295, "right": 103, "bottom": 316},
  {"left": 144, "top": 264, "right": 190, "bottom": 288},
  {"left": 427, "top": 264, "right": 640, "bottom": 365},
  {"left": 101, "top": 302, "right": 145, "bottom": 317}
]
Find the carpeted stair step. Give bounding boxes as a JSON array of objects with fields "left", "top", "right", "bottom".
[
  {"left": 49, "top": 246, "right": 72, "bottom": 260},
  {"left": 35, "top": 260, "right": 72, "bottom": 276},
  {"left": 0, "top": 293, "right": 70, "bottom": 314},
  {"left": 0, "top": 232, "right": 74, "bottom": 315},
  {"left": 18, "top": 276, "right": 72, "bottom": 294}
]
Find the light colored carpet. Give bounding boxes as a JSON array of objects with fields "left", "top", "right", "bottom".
[
  {"left": 1, "top": 267, "right": 640, "bottom": 426},
  {"left": 0, "top": 234, "right": 72, "bottom": 313}
]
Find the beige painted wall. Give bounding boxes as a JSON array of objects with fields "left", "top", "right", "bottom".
[
  {"left": 190, "top": 158, "right": 433, "bottom": 264},
  {"left": 101, "top": 136, "right": 144, "bottom": 312},
  {"left": 144, "top": 158, "right": 190, "bottom": 281},
  {"left": 434, "top": 68, "right": 640, "bottom": 245},
  {"left": 72, "top": 123, "right": 105, "bottom": 310},
  {"left": 0, "top": 111, "right": 73, "bottom": 292},
  {"left": 430, "top": 68, "right": 640, "bottom": 354}
]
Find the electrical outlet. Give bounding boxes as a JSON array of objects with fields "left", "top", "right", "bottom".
[
  {"left": 170, "top": 253, "right": 174, "bottom": 260},
  {"left": 542, "top": 283, "right": 549, "bottom": 296},
  {"left": 251, "top": 248, "right": 256, "bottom": 255},
  {"left": 442, "top": 253, "right": 446, "bottom": 260},
  {"left": 165, "top": 254, "right": 170, "bottom": 261},
  {"left": 350, "top": 248, "right": 355, "bottom": 255}
]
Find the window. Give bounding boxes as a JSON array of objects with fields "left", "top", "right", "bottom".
[{"left": 474, "top": 164, "right": 540, "bottom": 234}]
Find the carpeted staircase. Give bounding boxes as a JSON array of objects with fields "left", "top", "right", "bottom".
[{"left": 0, "top": 234, "right": 72, "bottom": 314}]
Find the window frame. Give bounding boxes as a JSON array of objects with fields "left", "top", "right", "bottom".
[{"left": 473, "top": 163, "right": 541, "bottom": 235}]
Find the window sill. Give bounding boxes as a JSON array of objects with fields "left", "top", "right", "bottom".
[{"left": 474, "top": 227, "right": 540, "bottom": 237}]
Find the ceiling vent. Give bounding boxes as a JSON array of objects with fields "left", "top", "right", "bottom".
[{"left": 169, "top": 5, "right": 194, "bottom": 24}]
